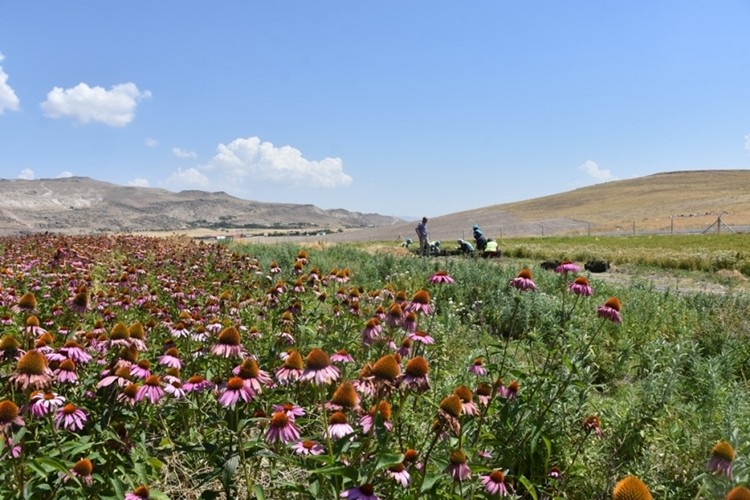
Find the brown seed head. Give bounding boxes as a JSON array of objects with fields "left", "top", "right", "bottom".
[
  {"left": 448, "top": 449, "right": 467, "bottom": 465},
  {"left": 331, "top": 382, "right": 358, "bottom": 409},
  {"left": 0, "top": 400, "right": 20, "bottom": 424},
  {"left": 283, "top": 351, "right": 304, "bottom": 370},
  {"left": 306, "top": 348, "right": 331, "bottom": 371},
  {"left": 405, "top": 356, "right": 429, "bottom": 377},
  {"left": 110, "top": 323, "right": 130, "bottom": 340},
  {"left": 440, "top": 395, "right": 463, "bottom": 418},
  {"left": 453, "top": 385, "right": 473, "bottom": 403},
  {"left": 218, "top": 327, "right": 241, "bottom": 346},
  {"left": 73, "top": 458, "right": 93, "bottom": 476},
  {"left": 371, "top": 354, "right": 401, "bottom": 381},
  {"left": 17, "top": 349, "right": 48, "bottom": 375},
  {"left": 613, "top": 475, "right": 652, "bottom": 500}
]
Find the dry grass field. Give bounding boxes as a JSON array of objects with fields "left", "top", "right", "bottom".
[{"left": 312, "top": 170, "right": 750, "bottom": 243}]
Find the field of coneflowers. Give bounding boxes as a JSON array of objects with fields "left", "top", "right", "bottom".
[{"left": 1, "top": 234, "right": 749, "bottom": 499}]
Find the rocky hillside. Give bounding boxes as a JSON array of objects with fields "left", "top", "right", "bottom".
[{"left": 0, "top": 177, "right": 403, "bottom": 235}]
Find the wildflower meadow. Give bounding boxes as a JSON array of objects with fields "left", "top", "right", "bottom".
[{"left": 1, "top": 234, "right": 749, "bottom": 499}]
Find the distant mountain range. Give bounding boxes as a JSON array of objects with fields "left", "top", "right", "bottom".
[
  {"left": 2, "top": 171, "right": 749, "bottom": 239},
  {"left": 0, "top": 177, "right": 403, "bottom": 235}
]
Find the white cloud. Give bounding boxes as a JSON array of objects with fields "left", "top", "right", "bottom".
[
  {"left": 172, "top": 147, "right": 197, "bottom": 159},
  {"left": 40, "top": 82, "right": 151, "bottom": 126},
  {"left": 203, "top": 136, "right": 352, "bottom": 188},
  {"left": 578, "top": 160, "right": 616, "bottom": 182},
  {"left": 167, "top": 167, "right": 209, "bottom": 187},
  {"left": 57, "top": 171, "right": 74, "bottom": 178},
  {"left": 145, "top": 138, "right": 158, "bottom": 148},
  {"left": 128, "top": 177, "right": 150, "bottom": 187},
  {"left": 745, "top": 133, "right": 750, "bottom": 155},
  {"left": 0, "top": 52, "right": 20, "bottom": 114},
  {"left": 18, "top": 168, "right": 34, "bottom": 180}
]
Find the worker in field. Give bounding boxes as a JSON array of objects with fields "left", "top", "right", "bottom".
[{"left": 482, "top": 238, "right": 500, "bottom": 258}]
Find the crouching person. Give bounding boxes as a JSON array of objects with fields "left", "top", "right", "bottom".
[{"left": 482, "top": 238, "right": 500, "bottom": 258}]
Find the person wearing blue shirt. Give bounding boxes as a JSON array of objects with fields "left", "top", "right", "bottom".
[{"left": 415, "top": 217, "right": 429, "bottom": 256}]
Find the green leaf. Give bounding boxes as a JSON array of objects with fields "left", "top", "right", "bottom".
[
  {"left": 375, "top": 452, "right": 404, "bottom": 471},
  {"left": 420, "top": 473, "right": 442, "bottom": 493},
  {"left": 252, "top": 484, "right": 266, "bottom": 500},
  {"left": 517, "top": 475, "right": 538, "bottom": 500},
  {"left": 311, "top": 464, "right": 358, "bottom": 481}
]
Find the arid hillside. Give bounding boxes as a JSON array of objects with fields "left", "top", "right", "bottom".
[
  {"left": 3, "top": 171, "right": 749, "bottom": 241},
  {"left": 0, "top": 177, "right": 402, "bottom": 235},
  {"left": 318, "top": 170, "right": 750, "bottom": 243}
]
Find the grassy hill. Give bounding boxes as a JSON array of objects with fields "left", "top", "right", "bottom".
[{"left": 321, "top": 170, "right": 750, "bottom": 242}]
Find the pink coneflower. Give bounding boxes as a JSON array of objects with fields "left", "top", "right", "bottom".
[
  {"left": 385, "top": 303, "right": 404, "bottom": 328},
  {"left": 54, "top": 359, "right": 79, "bottom": 384},
  {"left": 66, "top": 289, "right": 90, "bottom": 314},
  {"left": 397, "top": 338, "right": 412, "bottom": 357},
  {"left": 272, "top": 402, "right": 306, "bottom": 421},
  {"left": 361, "top": 318, "right": 382, "bottom": 346},
  {"left": 444, "top": 449, "right": 471, "bottom": 482},
  {"left": 509, "top": 269, "right": 537, "bottom": 292},
  {"left": 233, "top": 359, "right": 273, "bottom": 395},
  {"left": 9, "top": 349, "right": 53, "bottom": 390},
  {"left": 117, "top": 383, "right": 140, "bottom": 406},
  {"left": 218, "top": 377, "right": 254, "bottom": 407},
  {"left": 276, "top": 350, "right": 304, "bottom": 385},
  {"left": 548, "top": 466, "right": 562, "bottom": 480},
  {"left": 327, "top": 382, "right": 360, "bottom": 412},
  {"left": 359, "top": 401, "right": 392, "bottom": 434},
  {"left": 164, "top": 380, "right": 186, "bottom": 399},
  {"left": 29, "top": 391, "right": 65, "bottom": 417},
  {"left": 408, "top": 330, "right": 434, "bottom": 345},
  {"left": 340, "top": 483, "right": 379, "bottom": 499},
  {"left": 569, "top": 276, "right": 594, "bottom": 296},
  {"left": 387, "top": 463, "right": 411, "bottom": 488},
  {"left": 130, "top": 360, "right": 152, "bottom": 380},
  {"left": 97, "top": 366, "right": 133, "bottom": 389},
  {"left": 707, "top": 440, "right": 735, "bottom": 479},
  {"left": 583, "top": 415, "right": 604, "bottom": 438},
  {"left": 12, "top": 292, "right": 37, "bottom": 313},
  {"left": 405, "top": 290, "right": 433, "bottom": 315},
  {"left": 469, "top": 357, "right": 487, "bottom": 376},
  {"left": 269, "top": 261, "right": 282, "bottom": 274},
  {"left": 108, "top": 323, "right": 132, "bottom": 348},
  {"left": 429, "top": 270, "right": 455, "bottom": 284},
  {"left": 454, "top": 386, "right": 479, "bottom": 416},
  {"left": 300, "top": 348, "right": 340, "bottom": 386},
  {"left": 597, "top": 297, "right": 622, "bottom": 324},
  {"left": 54, "top": 403, "right": 88, "bottom": 431},
  {"left": 0, "top": 334, "right": 23, "bottom": 361},
  {"left": 23, "top": 315, "right": 47, "bottom": 337},
  {"left": 475, "top": 382, "right": 492, "bottom": 406},
  {"left": 183, "top": 374, "right": 213, "bottom": 393},
  {"left": 330, "top": 349, "right": 354, "bottom": 364},
  {"left": 65, "top": 458, "right": 94, "bottom": 486},
  {"left": 481, "top": 470, "right": 510, "bottom": 496},
  {"left": 402, "top": 311, "right": 417, "bottom": 333},
  {"left": 60, "top": 340, "right": 92, "bottom": 364},
  {"left": 498, "top": 380, "right": 520, "bottom": 400},
  {"left": 326, "top": 411, "right": 354, "bottom": 440},
  {"left": 157, "top": 348, "right": 182, "bottom": 369},
  {"left": 555, "top": 261, "right": 581, "bottom": 274},
  {"left": 292, "top": 440, "right": 325, "bottom": 456},
  {"left": 136, "top": 375, "right": 165, "bottom": 404},
  {"left": 402, "top": 356, "right": 431, "bottom": 393},
  {"left": 0, "top": 400, "right": 25, "bottom": 433},
  {"left": 265, "top": 411, "right": 301, "bottom": 444},
  {"left": 211, "top": 326, "right": 245, "bottom": 358},
  {"left": 125, "top": 485, "right": 151, "bottom": 500}
]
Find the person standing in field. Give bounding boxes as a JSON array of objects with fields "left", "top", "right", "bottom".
[{"left": 415, "top": 217, "right": 429, "bottom": 256}]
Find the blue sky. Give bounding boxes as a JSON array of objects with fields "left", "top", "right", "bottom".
[{"left": 1, "top": 2, "right": 749, "bottom": 219}]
